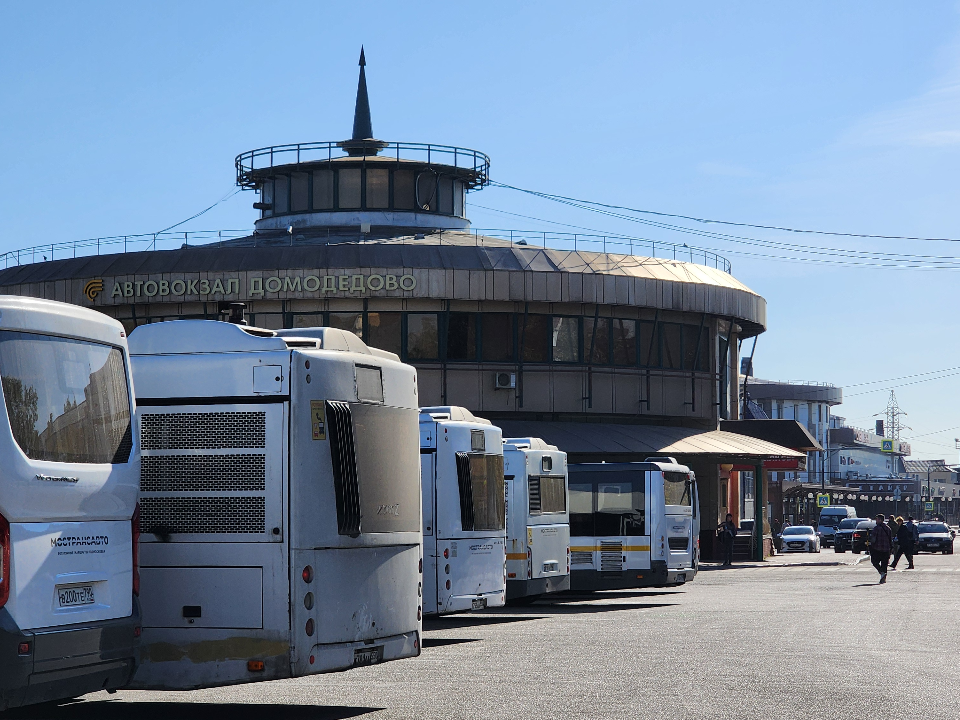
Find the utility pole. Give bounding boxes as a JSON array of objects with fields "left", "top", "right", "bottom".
[{"left": 877, "top": 390, "right": 910, "bottom": 515}]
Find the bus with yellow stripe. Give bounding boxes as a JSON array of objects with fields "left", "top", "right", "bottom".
[
  {"left": 503, "top": 438, "right": 570, "bottom": 603},
  {"left": 568, "top": 458, "right": 698, "bottom": 591}
]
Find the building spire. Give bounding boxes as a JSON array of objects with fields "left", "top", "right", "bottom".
[{"left": 351, "top": 46, "right": 373, "bottom": 141}]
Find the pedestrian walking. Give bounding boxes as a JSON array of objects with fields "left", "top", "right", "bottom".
[
  {"left": 869, "top": 513, "right": 894, "bottom": 584},
  {"left": 718, "top": 513, "right": 738, "bottom": 566},
  {"left": 891, "top": 516, "right": 916, "bottom": 570}
]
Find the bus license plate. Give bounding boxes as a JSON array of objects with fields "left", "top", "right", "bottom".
[
  {"left": 58, "top": 585, "right": 95, "bottom": 607},
  {"left": 471, "top": 598, "right": 487, "bottom": 610},
  {"left": 353, "top": 646, "right": 383, "bottom": 667}
]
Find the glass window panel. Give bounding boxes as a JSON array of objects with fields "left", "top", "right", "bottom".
[
  {"left": 612, "top": 318, "right": 637, "bottom": 366},
  {"left": 260, "top": 180, "right": 274, "bottom": 218},
  {"left": 394, "top": 170, "right": 416, "bottom": 210},
  {"left": 552, "top": 316, "right": 580, "bottom": 363},
  {"left": 293, "top": 313, "right": 323, "bottom": 329},
  {"left": 329, "top": 312, "right": 363, "bottom": 338},
  {"left": 481, "top": 313, "right": 513, "bottom": 361},
  {"left": 569, "top": 483, "right": 594, "bottom": 536},
  {"left": 661, "top": 323, "right": 681, "bottom": 370},
  {"left": 468, "top": 453, "right": 505, "bottom": 531},
  {"left": 446, "top": 312, "right": 476, "bottom": 361},
  {"left": 274, "top": 175, "right": 289, "bottom": 214},
  {"left": 290, "top": 172, "right": 309, "bottom": 212},
  {"left": 255, "top": 313, "right": 285, "bottom": 330},
  {"left": 521, "top": 315, "right": 549, "bottom": 363},
  {"left": 367, "top": 312, "right": 402, "bottom": 355},
  {"left": 682, "top": 325, "right": 703, "bottom": 370},
  {"left": 595, "top": 480, "right": 645, "bottom": 536},
  {"left": 312, "top": 169, "right": 334, "bottom": 209},
  {"left": 338, "top": 168, "right": 361, "bottom": 209},
  {"left": 416, "top": 172, "right": 437, "bottom": 211},
  {"left": 454, "top": 181, "right": 464, "bottom": 217},
  {"left": 539, "top": 476, "right": 567, "bottom": 513},
  {"left": 698, "top": 327, "right": 710, "bottom": 372},
  {"left": 664, "top": 472, "right": 693, "bottom": 506},
  {"left": 406, "top": 313, "right": 439, "bottom": 360},
  {"left": 438, "top": 175, "right": 454, "bottom": 215},
  {"left": 584, "top": 317, "right": 610, "bottom": 364},
  {"left": 366, "top": 168, "right": 389, "bottom": 209},
  {"left": 639, "top": 321, "right": 657, "bottom": 366},
  {"left": 0, "top": 331, "right": 132, "bottom": 464}
]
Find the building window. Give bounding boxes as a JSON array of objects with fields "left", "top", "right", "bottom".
[
  {"left": 481, "top": 313, "right": 513, "bottom": 361},
  {"left": 313, "top": 169, "right": 334, "bottom": 210},
  {"left": 254, "top": 313, "right": 284, "bottom": 330},
  {"left": 552, "top": 317, "right": 580, "bottom": 363},
  {"left": 367, "top": 312, "right": 401, "bottom": 355},
  {"left": 520, "top": 315, "right": 550, "bottom": 363},
  {"left": 338, "top": 168, "right": 362, "bottom": 209},
  {"left": 292, "top": 313, "right": 323, "bottom": 328},
  {"left": 366, "top": 168, "right": 389, "bottom": 209},
  {"left": 438, "top": 176, "right": 454, "bottom": 215},
  {"left": 274, "top": 175, "right": 290, "bottom": 214},
  {"left": 612, "top": 319, "right": 636, "bottom": 366},
  {"left": 454, "top": 181, "right": 464, "bottom": 217},
  {"left": 584, "top": 317, "right": 609, "bottom": 364},
  {"left": 446, "top": 312, "right": 477, "bottom": 361},
  {"left": 260, "top": 180, "right": 274, "bottom": 218},
  {"left": 406, "top": 313, "right": 439, "bottom": 360},
  {"left": 291, "top": 172, "right": 309, "bottom": 212},
  {"left": 660, "top": 323, "right": 682, "bottom": 370},
  {"left": 681, "top": 324, "right": 708, "bottom": 371},
  {"left": 394, "top": 170, "right": 416, "bottom": 210},
  {"left": 329, "top": 312, "right": 363, "bottom": 338},
  {"left": 639, "top": 321, "right": 657, "bottom": 366}
]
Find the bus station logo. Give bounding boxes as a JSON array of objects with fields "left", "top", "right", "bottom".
[{"left": 83, "top": 278, "right": 104, "bottom": 302}]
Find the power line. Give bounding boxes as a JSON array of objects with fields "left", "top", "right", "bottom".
[
  {"left": 156, "top": 187, "right": 242, "bottom": 235},
  {"left": 488, "top": 180, "right": 960, "bottom": 244}
]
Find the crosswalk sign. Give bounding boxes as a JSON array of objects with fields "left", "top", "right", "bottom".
[
  {"left": 925, "top": 501, "right": 934, "bottom": 512},
  {"left": 881, "top": 439, "right": 894, "bottom": 452},
  {"left": 817, "top": 494, "right": 830, "bottom": 507}
]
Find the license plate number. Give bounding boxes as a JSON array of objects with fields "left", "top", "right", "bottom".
[
  {"left": 471, "top": 598, "right": 487, "bottom": 610},
  {"left": 57, "top": 585, "right": 95, "bottom": 607},
  {"left": 353, "top": 646, "right": 383, "bottom": 667}
]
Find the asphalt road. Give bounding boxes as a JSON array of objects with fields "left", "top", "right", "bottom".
[{"left": 9, "top": 550, "right": 960, "bottom": 720}]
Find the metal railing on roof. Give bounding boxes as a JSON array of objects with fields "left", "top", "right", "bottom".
[
  {"left": 235, "top": 141, "right": 491, "bottom": 189},
  {"left": 0, "top": 227, "right": 732, "bottom": 274}
]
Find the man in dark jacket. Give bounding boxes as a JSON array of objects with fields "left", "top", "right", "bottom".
[
  {"left": 718, "top": 513, "right": 738, "bottom": 566},
  {"left": 892, "top": 517, "right": 918, "bottom": 570},
  {"left": 869, "top": 513, "right": 894, "bottom": 583}
]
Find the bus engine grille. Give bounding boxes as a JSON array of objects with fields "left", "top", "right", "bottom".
[
  {"left": 600, "top": 541, "right": 623, "bottom": 574},
  {"left": 140, "top": 454, "right": 266, "bottom": 492},
  {"left": 570, "top": 551, "right": 593, "bottom": 566},
  {"left": 326, "top": 401, "right": 361, "bottom": 537},
  {"left": 668, "top": 537, "right": 689, "bottom": 551},
  {"left": 141, "top": 411, "right": 266, "bottom": 450},
  {"left": 140, "top": 496, "right": 266, "bottom": 534}
]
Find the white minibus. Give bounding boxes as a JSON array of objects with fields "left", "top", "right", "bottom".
[
  {"left": 419, "top": 407, "right": 506, "bottom": 615},
  {"left": 502, "top": 437, "right": 570, "bottom": 602},
  {"left": 569, "top": 458, "right": 699, "bottom": 590},
  {"left": 0, "top": 296, "right": 140, "bottom": 710},
  {"left": 128, "top": 320, "right": 422, "bottom": 690}
]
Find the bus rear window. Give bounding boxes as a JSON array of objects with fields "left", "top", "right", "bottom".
[
  {"left": 0, "top": 330, "right": 132, "bottom": 464},
  {"left": 569, "top": 475, "right": 645, "bottom": 537},
  {"left": 456, "top": 453, "right": 505, "bottom": 531},
  {"left": 529, "top": 475, "right": 566, "bottom": 515},
  {"left": 663, "top": 472, "right": 692, "bottom": 507}
]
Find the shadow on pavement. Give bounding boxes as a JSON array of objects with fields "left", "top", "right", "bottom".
[
  {"left": 1, "top": 701, "right": 380, "bottom": 720},
  {"left": 421, "top": 637, "right": 481, "bottom": 648},
  {"left": 504, "top": 602, "right": 676, "bottom": 615},
  {"left": 423, "top": 614, "right": 546, "bottom": 630},
  {"left": 551, "top": 590, "right": 681, "bottom": 602}
]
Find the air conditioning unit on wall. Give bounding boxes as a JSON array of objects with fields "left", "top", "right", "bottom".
[{"left": 495, "top": 372, "right": 516, "bottom": 390}]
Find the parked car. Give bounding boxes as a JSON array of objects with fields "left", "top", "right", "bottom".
[
  {"left": 780, "top": 526, "right": 821, "bottom": 553},
  {"left": 851, "top": 520, "right": 876, "bottom": 554},
  {"left": 917, "top": 522, "right": 955, "bottom": 554},
  {"left": 834, "top": 517, "right": 868, "bottom": 553}
]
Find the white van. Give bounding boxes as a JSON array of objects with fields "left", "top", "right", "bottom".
[
  {"left": 817, "top": 505, "right": 858, "bottom": 547},
  {"left": 0, "top": 297, "right": 140, "bottom": 710}
]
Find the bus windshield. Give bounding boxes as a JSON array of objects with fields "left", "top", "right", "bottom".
[
  {"left": 0, "top": 330, "right": 132, "bottom": 464},
  {"left": 569, "top": 474, "right": 645, "bottom": 537},
  {"left": 663, "top": 471, "right": 692, "bottom": 507}
]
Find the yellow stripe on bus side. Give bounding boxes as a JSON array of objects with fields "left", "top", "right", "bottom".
[
  {"left": 569, "top": 545, "right": 651, "bottom": 552},
  {"left": 505, "top": 553, "right": 527, "bottom": 560}
]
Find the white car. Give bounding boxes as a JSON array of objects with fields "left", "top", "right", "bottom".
[{"left": 780, "top": 525, "right": 821, "bottom": 553}]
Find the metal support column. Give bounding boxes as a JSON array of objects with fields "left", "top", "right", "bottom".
[{"left": 754, "top": 462, "right": 765, "bottom": 562}]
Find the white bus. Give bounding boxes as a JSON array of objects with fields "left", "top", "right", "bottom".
[
  {"left": 128, "top": 320, "right": 422, "bottom": 690},
  {"left": 568, "top": 458, "right": 698, "bottom": 591},
  {"left": 502, "top": 437, "right": 570, "bottom": 602},
  {"left": 0, "top": 297, "right": 140, "bottom": 711},
  {"left": 419, "top": 407, "right": 506, "bottom": 615}
]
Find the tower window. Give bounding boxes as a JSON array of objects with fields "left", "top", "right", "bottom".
[
  {"left": 394, "top": 170, "right": 416, "bottom": 210},
  {"left": 438, "top": 176, "right": 454, "bottom": 215},
  {"left": 338, "top": 168, "right": 361, "bottom": 209},
  {"left": 366, "top": 168, "right": 389, "bottom": 209},
  {"left": 274, "top": 175, "right": 290, "bottom": 214},
  {"left": 313, "top": 169, "right": 334, "bottom": 209},
  {"left": 291, "top": 172, "right": 309, "bottom": 212}
]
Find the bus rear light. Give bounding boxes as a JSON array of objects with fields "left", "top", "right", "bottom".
[
  {"left": 132, "top": 503, "right": 141, "bottom": 597},
  {"left": 507, "top": 572, "right": 516, "bottom": 578},
  {"left": 417, "top": 606, "right": 422, "bottom": 621},
  {"left": 302, "top": 566, "right": 314, "bottom": 583},
  {"left": 17, "top": 642, "right": 30, "bottom": 655},
  {"left": 419, "top": 558, "right": 422, "bottom": 573},
  {"left": 0, "top": 512, "right": 9, "bottom": 609},
  {"left": 134, "top": 626, "right": 142, "bottom": 638},
  {"left": 443, "top": 548, "right": 449, "bottom": 559},
  {"left": 309, "top": 655, "right": 315, "bottom": 665},
  {"left": 305, "top": 618, "right": 315, "bottom": 637},
  {"left": 567, "top": 547, "right": 570, "bottom": 574},
  {"left": 247, "top": 660, "right": 265, "bottom": 672},
  {"left": 526, "top": 548, "right": 532, "bottom": 579},
  {"left": 414, "top": 633, "right": 420, "bottom": 653},
  {"left": 445, "top": 580, "right": 451, "bottom": 590},
  {"left": 444, "top": 564, "right": 450, "bottom": 574}
]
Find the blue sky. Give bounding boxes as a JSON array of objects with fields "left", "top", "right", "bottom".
[{"left": 2, "top": 2, "right": 960, "bottom": 458}]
